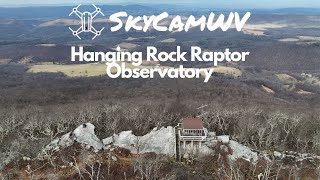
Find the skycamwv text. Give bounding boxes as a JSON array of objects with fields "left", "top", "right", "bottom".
[{"left": 109, "top": 12, "right": 251, "bottom": 32}]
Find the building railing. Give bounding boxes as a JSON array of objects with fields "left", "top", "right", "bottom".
[{"left": 178, "top": 131, "right": 207, "bottom": 141}]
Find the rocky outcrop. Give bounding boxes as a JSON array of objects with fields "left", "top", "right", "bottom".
[
  {"left": 38, "top": 123, "right": 103, "bottom": 159},
  {"left": 103, "top": 126, "right": 176, "bottom": 156}
]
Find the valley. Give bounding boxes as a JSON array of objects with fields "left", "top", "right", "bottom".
[{"left": 0, "top": 4, "right": 320, "bottom": 179}]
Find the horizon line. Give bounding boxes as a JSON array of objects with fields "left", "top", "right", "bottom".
[{"left": 1, "top": 3, "right": 320, "bottom": 9}]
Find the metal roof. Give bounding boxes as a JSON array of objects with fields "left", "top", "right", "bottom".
[{"left": 181, "top": 118, "right": 204, "bottom": 129}]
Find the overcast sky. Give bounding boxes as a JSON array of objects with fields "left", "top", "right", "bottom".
[{"left": 1, "top": 0, "right": 320, "bottom": 8}]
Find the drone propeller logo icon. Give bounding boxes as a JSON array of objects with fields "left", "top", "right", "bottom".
[{"left": 69, "top": 4, "right": 105, "bottom": 40}]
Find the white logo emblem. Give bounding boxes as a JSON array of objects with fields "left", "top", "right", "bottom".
[{"left": 69, "top": 4, "right": 105, "bottom": 40}]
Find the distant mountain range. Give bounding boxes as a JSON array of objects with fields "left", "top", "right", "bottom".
[
  {"left": 0, "top": 5, "right": 157, "bottom": 19},
  {"left": 252, "top": 8, "right": 320, "bottom": 15},
  {"left": 0, "top": 5, "right": 320, "bottom": 19}
]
